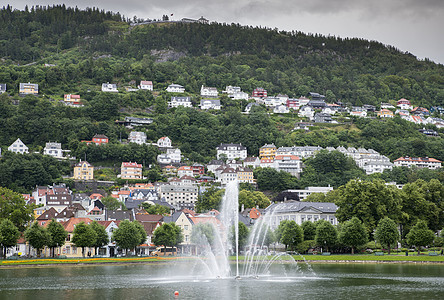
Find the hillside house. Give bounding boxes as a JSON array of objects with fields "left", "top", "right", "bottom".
[
  {"left": 73, "top": 161, "right": 94, "bottom": 180},
  {"left": 166, "top": 83, "right": 185, "bottom": 93},
  {"left": 128, "top": 131, "right": 147, "bottom": 144},
  {"left": 200, "top": 85, "right": 218, "bottom": 97},
  {"left": 169, "top": 96, "right": 192, "bottom": 108},
  {"left": 8, "top": 138, "right": 29, "bottom": 154},
  {"left": 138, "top": 80, "right": 153, "bottom": 90},
  {"left": 101, "top": 83, "right": 118, "bottom": 92},
  {"left": 216, "top": 143, "right": 248, "bottom": 160},
  {"left": 19, "top": 82, "right": 38, "bottom": 95},
  {"left": 200, "top": 99, "right": 221, "bottom": 110},
  {"left": 120, "top": 162, "right": 143, "bottom": 180}
]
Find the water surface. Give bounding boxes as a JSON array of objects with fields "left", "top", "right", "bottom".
[{"left": 0, "top": 262, "right": 443, "bottom": 299}]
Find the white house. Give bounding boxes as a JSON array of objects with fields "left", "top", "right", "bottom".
[
  {"left": 362, "top": 160, "right": 394, "bottom": 175},
  {"left": 101, "top": 83, "right": 118, "bottom": 92},
  {"left": 160, "top": 185, "right": 198, "bottom": 210},
  {"left": 138, "top": 80, "right": 153, "bottom": 91},
  {"left": 177, "top": 166, "right": 194, "bottom": 177},
  {"left": 167, "top": 148, "right": 182, "bottom": 163},
  {"left": 200, "top": 99, "right": 221, "bottom": 110},
  {"left": 273, "top": 105, "right": 290, "bottom": 114},
  {"left": 166, "top": 84, "right": 185, "bottom": 93},
  {"left": 274, "top": 155, "right": 303, "bottom": 177},
  {"left": 394, "top": 157, "right": 442, "bottom": 169},
  {"left": 298, "top": 106, "right": 315, "bottom": 119},
  {"left": 128, "top": 131, "right": 147, "bottom": 145},
  {"left": 157, "top": 136, "right": 172, "bottom": 148},
  {"left": 216, "top": 143, "right": 248, "bottom": 160},
  {"left": 225, "top": 86, "right": 249, "bottom": 100},
  {"left": 200, "top": 85, "right": 218, "bottom": 98},
  {"left": 244, "top": 102, "right": 261, "bottom": 113},
  {"left": 266, "top": 201, "right": 338, "bottom": 229},
  {"left": 8, "top": 138, "right": 29, "bottom": 154},
  {"left": 350, "top": 110, "right": 367, "bottom": 118},
  {"left": 0, "top": 84, "right": 6, "bottom": 94},
  {"left": 169, "top": 96, "right": 192, "bottom": 108},
  {"left": 43, "top": 142, "right": 68, "bottom": 159},
  {"left": 397, "top": 98, "right": 413, "bottom": 110}
]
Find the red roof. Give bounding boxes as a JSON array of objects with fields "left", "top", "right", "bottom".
[
  {"left": 140, "top": 81, "right": 153, "bottom": 85},
  {"left": 275, "top": 155, "right": 300, "bottom": 161},
  {"left": 178, "top": 166, "right": 192, "bottom": 171},
  {"left": 62, "top": 218, "right": 93, "bottom": 232},
  {"left": 394, "top": 157, "right": 441, "bottom": 163},
  {"left": 122, "top": 162, "right": 142, "bottom": 168}
]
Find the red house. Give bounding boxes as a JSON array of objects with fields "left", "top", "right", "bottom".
[
  {"left": 252, "top": 87, "right": 267, "bottom": 98},
  {"left": 81, "top": 134, "right": 109, "bottom": 146}
]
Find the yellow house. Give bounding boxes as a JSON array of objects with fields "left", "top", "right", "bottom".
[
  {"left": 19, "top": 82, "right": 39, "bottom": 95},
  {"left": 73, "top": 160, "right": 94, "bottom": 180},
  {"left": 377, "top": 109, "right": 394, "bottom": 118},
  {"left": 174, "top": 211, "right": 194, "bottom": 245},
  {"left": 236, "top": 167, "right": 255, "bottom": 183},
  {"left": 259, "top": 143, "right": 277, "bottom": 160}
]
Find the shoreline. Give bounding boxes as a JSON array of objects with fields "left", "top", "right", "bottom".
[{"left": 2, "top": 255, "right": 444, "bottom": 268}]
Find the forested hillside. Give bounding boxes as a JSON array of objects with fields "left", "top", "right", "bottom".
[{"left": 0, "top": 5, "right": 443, "bottom": 192}]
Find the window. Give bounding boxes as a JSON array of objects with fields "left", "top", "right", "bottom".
[{"left": 72, "top": 247, "right": 77, "bottom": 254}]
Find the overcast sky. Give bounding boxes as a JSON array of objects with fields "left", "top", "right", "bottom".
[{"left": 10, "top": 0, "right": 444, "bottom": 64}]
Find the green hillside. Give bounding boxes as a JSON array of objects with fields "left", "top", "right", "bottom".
[{"left": 0, "top": 5, "right": 443, "bottom": 192}]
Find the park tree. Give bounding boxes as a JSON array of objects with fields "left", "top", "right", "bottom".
[
  {"left": 72, "top": 222, "right": 97, "bottom": 257},
  {"left": 0, "top": 187, "right": 35, "bottom": 231},
  {"left": 274, "top": 220, "right": 289, "bottom": 243},
  {"left": 406, "top": 220, "right": 435, "bottom": 255},
  {"left": 89, "top": 221, "right": 109, "bottom": 256},
  {"left": 374, "top": 217, "right": 399, "bottom": 254},
  {"left": 24, "top": 221, "right": 49, "bottom": 257},
  {"left": 335, "top": 179, "right": 403, "bottom": 235},
  {"left": 280, "top": 220, "right": 303, "bottom": 251},
  {"left": 400, "top": 180, "right": 442, "bottom": 233},
  {"left": 133, "top": 221, "right": 147, "bottom": 246},
  {"left": 112, "top": 220, "right": 145, "bottom": 255},
  {"left": 315, "top": 219, "right": 337, "bottom": 252},
  {"left": 230, "top": 222, "right": 249, "bottom": 252},
  {"left": 47, "top": 219, "right": 68, "bottom": 257},
  {"left": 191, "top": 223, "right": 216, "bottom": 246},
  {"left": 0, "top": 219, "right": 20, "bottom": 258},
  {"left": 152, "top": 223, "right": 183, "bottom": 252},
  {"left": 338, "top": 217, "right": 368, "bottom": 254},
  {"left": 301, "top": 221, "right": 317, "bottom": 241}
]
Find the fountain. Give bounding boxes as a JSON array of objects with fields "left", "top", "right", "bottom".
[{"left": 187, "top": 180, "right": 312, "bottom": 280}]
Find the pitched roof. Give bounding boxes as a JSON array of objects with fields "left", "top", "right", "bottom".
[
  {"left": 37, "top": 207, "right": 58, "bottom": 220},
  {"left": 62, "top": 218, "right": 93, "bottom": 232},
  {"left": 135, "top": 214, "right": 163, "bottom": 222}
]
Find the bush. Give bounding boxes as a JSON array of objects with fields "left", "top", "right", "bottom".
[{"left": 296, "top": 240, "right": 316, "bottom": 254}]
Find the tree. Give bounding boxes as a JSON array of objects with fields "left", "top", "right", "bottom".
[
  {"left": 301, "top": 221, "right": 317, "bottom": 241},
  {"left": 238, "top": 190, "right": 271, "bottom": 210},
  {"left": 191, "top": 223, "right": 215, "bottom": 246},
  {"left": 0, "top": 187, "right": 35, "bottom": 231},
  {"left": 112, "top": 220, "right": 145, "bottom": 255},
  {"left": 101, "top": 196, "right": 123, "bottom": 210},
  {"left": 0, "top": 219, "right": 20, "bottom": 258},
  {"left": 335, "top": 179, "right": 403, "bottom": 235},
  {"left": 406, "top": 220, "right": 435, "bottom": 255},
  {"left": 195, "top": 187, "right": 224, "bottom": 213},
  {"left": 152, "top": 223, "right": 183, "bottom": 252},
  {"left": 315, "top": 219, "right": 337, "bottom": 252},
  {"left": 280, "top": 220, "right": 303, "bottom": 251},
  {"left": 24, "top": 221, "right": 49, "bottom": 257},
  {"left": 89, "top": 221, "right": 109, "bottom": 255},
  {"left": 374, "top": 217, "right": 399, "bottom": 254},
  {"left": 140, "top": 203, "right": 170, "bottom": 215},
  {"left": 338, "top": 217, "right": 368, "bottom": 255},
  {"left": 230, "top": 222, "right": 249, "bottom": 251},
  {"left": 72, "top": 222, "right": 97, "bottom": 257},
  {"left": 47, "top": 219, "right": 68, "bottom": 257},
  {"left": 133, "top": 221, "right": 147, "bottom": 245}
]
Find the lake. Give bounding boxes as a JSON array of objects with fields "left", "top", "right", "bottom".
[{"left": 0, "top": 261, "right": 443, "bottom": 299}]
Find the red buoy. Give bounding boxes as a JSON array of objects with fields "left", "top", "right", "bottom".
[{"left": 174, "top": 291, "right": 179, "bottom": 297}]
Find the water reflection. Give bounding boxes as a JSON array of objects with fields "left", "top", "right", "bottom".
[{"left": 0, "top": 263, "right": 443, "bottom": 299}]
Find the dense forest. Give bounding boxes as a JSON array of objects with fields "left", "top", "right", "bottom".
[{"left": 0, "top": 5, "right": 443, "bottom": 192}]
